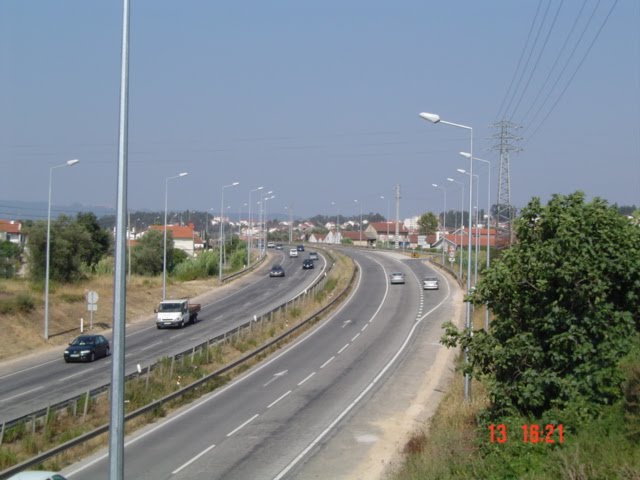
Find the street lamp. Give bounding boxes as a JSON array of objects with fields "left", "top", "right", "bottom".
[
  {"left": 331, "top": 201, "right": 340, "bottom": 244},
  {"left": 247, "top": 186, "right": 263, "bottom": 267},
  {"left": 447, "top": 177, "right": 465, "bottom": 278},
  {"left": 380, "top": 195, "right": 390, "bottom": 248},
  {"left": 163, "top": 172, "right": 188, "bottom": 300},
  {"left": 44, "top": 159, "right": 80, "bottom": 340},
  {"left": 457, "top": 168, "right": 480, "bottom": 287},
  {"left": 460, "top": 152, "right": 492, "bottom": 330},
  {"left": 420, "top": 111, "right": 474, "bottom": 402},
  {"left": 353, "top": 199, "right": 362, "bottom": 245},
  {"left": 432, "top": 184, "right": 447, "bottom": 265},
  {"left": 219, "top": 181, "right": 239, "bottom": 282},
  {"left": 258, "top": 190, "right": 273, "bottom": 255},
  {"left": 284, "top": 205, "right": 293, "bottom": 244},
  {"left": 263, "top": 195, "right": 275, "bottom": 252}
]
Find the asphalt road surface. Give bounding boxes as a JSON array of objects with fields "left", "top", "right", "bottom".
[
  {"left": 0, "top": 249, "right": 327, "bottom": 424},
  {"left": 62, "top": 249, "right": 461, "bottom": 480}
]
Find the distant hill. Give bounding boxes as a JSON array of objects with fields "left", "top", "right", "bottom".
[{"left": 0, "top": 200, "right": 117, "bottom": 222}]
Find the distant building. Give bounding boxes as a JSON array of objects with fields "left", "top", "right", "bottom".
[
  {"left": 0, "top": 220, "right": 25, "bottom": 246},
  {"left": 148, "top": 223, "right": 204, "bottom": 256}
]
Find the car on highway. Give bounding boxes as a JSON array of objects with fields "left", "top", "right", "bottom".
[
  {"left": 267, "top": 242, "right": 275, "bottom": 248},
  {"left": 275, "top": 244, "right": 283, "bottom": 250},
  {"left": 269, "top": 265, "right": 285, "bottom": 277},
  {"left": 423, "top": 277, "right": 439, "bottom": 290},
  {"left": 389, "top": 272, "right": 405, "bottom": 285},
  {"left": 8, "top": 471, "right": 68, "bottom": 480},
  {"left": 63, "top": 334, "right": 110, "bottom": 363},
  {"left": 296, "top": 245, "right": 305, "bottom": 252},
  {"left": 289, "top": 248, "right": 298, "bottom": 258},
  {"left": 309, "top": 252, "right": 319, "bottom": 260},
  {"left": 302, "top": 259, "right": 314, "bottom": 269}
]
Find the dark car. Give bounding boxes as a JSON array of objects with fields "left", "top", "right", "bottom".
[
  {"left": 269, "top": 265, "right": 285, "bottom": 277},
  {"left": 64, "top": 334, "right": 110, "bottom": 363},
  {"left": 296, "top": 245, "right": 305, "bottom": 252},
  {"left": 309, "top": 252, "right": 319, "bottom": 261},
  {"left": 302, "top": 259, "right": 314, "bottom": 269}
]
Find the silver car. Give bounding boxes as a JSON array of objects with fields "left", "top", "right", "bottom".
[
  {"left": 422, "top": 277, "right": 439, "bottom": 290},
  {"left": 390, "top": 272, "right": 405, "bottom": 284}
]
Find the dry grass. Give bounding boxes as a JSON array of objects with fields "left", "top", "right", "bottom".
[
  {"left": 0, "top": 275, "right": 220, "bottom": 362},
  {"left": 0, "top": 250, "right": 356, "bottom": 472},
  {"left": 389, "top": 363, "right": 490, "bottom": 480}
]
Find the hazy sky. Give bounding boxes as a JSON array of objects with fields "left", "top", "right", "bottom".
[{"left": 1, "top": 1, "right": 638, "bottom": 220}]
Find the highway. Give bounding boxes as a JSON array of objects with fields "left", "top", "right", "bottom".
[
  {"left": 62, "top": 250, "right": 460, "bottom": 479},
  {"left": 0, "top": 249, "right": 327, "bottom": 424}
]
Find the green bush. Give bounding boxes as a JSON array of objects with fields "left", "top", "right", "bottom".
[{"left": 173, "top": 250, "right": 219, "bottom": 281}]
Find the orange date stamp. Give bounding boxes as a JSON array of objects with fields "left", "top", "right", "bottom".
[{"left": 488, "top": 424, "right": 564, "bottom": 444}]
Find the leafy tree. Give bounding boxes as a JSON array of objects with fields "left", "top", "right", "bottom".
[
  {"left": 417, "top": 212, "right": 438, "bottom": 235},
  {"left": 132, "top": 230, "right": 173, "bottom": 276},
  {"left": 27, "top": 215, "right": 93, "bottom": 282},
  {"left": 0, "top": 240, "right": 21, "bottom": 278},
  {"left": 76, "top": 212, "right": 111, "bottom": 265},
  {"left": 443, "top": 192, "right": 640, "bottom": 419}
]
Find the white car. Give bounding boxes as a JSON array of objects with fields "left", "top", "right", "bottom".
[
  {"left": 389, "top": 272, "right": 405, "bottom": 284},
  {"left": 267, "top": 242, "right": 275, "bottom": 248},
  {"left": 423, "top": 277, "right": 439, "bottom": 290},
  {"left": 289, "top": 248, "right": 298, "bottom": 258}
]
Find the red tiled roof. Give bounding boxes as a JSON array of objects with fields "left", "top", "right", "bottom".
[
  {"left": 369, "top": 221, "right": 409, "bottom": 234},
  {"left": 0, "top": 220, "right": 22, "bottom": 234},
  {"left": 149, "top": 224, "right": 196, "bottom": 239},
  {"left": 341, "top": 231, "right": 364, "bottom": 241}
]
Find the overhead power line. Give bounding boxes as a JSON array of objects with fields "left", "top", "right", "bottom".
[
  {"left": 524, "top": 0, "right": 619, "bottom": 144},
  {"left": 495, "top": 0, "right": 544, "bottom": 121}
]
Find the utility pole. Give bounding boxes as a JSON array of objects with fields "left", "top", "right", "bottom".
[
  {"left": 394, "top": 184, "right": 401, "bottom": 249},
  {"left": 490, "top": 120, "right": 521, "bottom": 247}
]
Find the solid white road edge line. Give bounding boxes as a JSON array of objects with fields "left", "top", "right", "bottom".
[
  {"left": 271, "top": 254, "right": 452, "bottom": 480},
  {"left": 65, "top": 259, "right": 364, "bottom": 478}
]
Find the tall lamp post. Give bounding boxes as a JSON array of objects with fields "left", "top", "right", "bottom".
[
  {"left": 447, "top": 177, "right": 465, "bottom": 278},
  {"left": 431, "top": 184, "right": 447, "bottom": 265},
  {"left": 284, "top": 205, "right": 293, "bottom": 244},
  {"left": 44, "top": 159, "right": 80, "bottom": 340},
  {"left": 331, "top": 201, "right": 340, "bottom": 244},
  {"left": 162, "top": 172, "right": 188, "bottom": 300},
  {"left": 219, "top": 181, "right": 239, "bottom": 282},
  {"left": 460, "top": 152, "right": 492, "bottom": 330},
  {"left": 247, "top": 186, "right": 263, "bottom": 267},
  {"left": 380, "top": 195, "right": 390, "bottom": 248},
  {"left": 263, "top": 194, "right": 275, "bottom": 252},
  {"left": 420, "top": 111, "right": 473, "bottom": 402},
  {"left": 457, "top": 168, "right": 480, "bottom": 286},
  {"left": 353, "top": 199, "right": 362, "bottom": 245}
]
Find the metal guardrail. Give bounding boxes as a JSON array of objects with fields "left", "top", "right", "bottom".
[
  {"left": 0, "top": 247, "right": 354, "bottom": 479},
  {"left": 220, "top": 249, "right": 267, "bottom": 284}
]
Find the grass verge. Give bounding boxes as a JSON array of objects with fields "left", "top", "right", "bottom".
[{"left": 0, "top": 248, "right": 355, "bottom": 473}]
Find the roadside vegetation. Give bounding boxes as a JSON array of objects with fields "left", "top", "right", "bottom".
[
  {"left": 0, "top": 249, "right": 355, "bottom": 472},
  {"left": 0, "top": 214, "right": 248, "bottom": 361},
  {"left": 391, "top": 191, "right": 640, "bottom": 479}
]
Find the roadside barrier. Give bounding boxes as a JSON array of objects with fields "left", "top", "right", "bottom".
[{"left": 0, "top": 247, "right": 357, "bottom": 478}]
